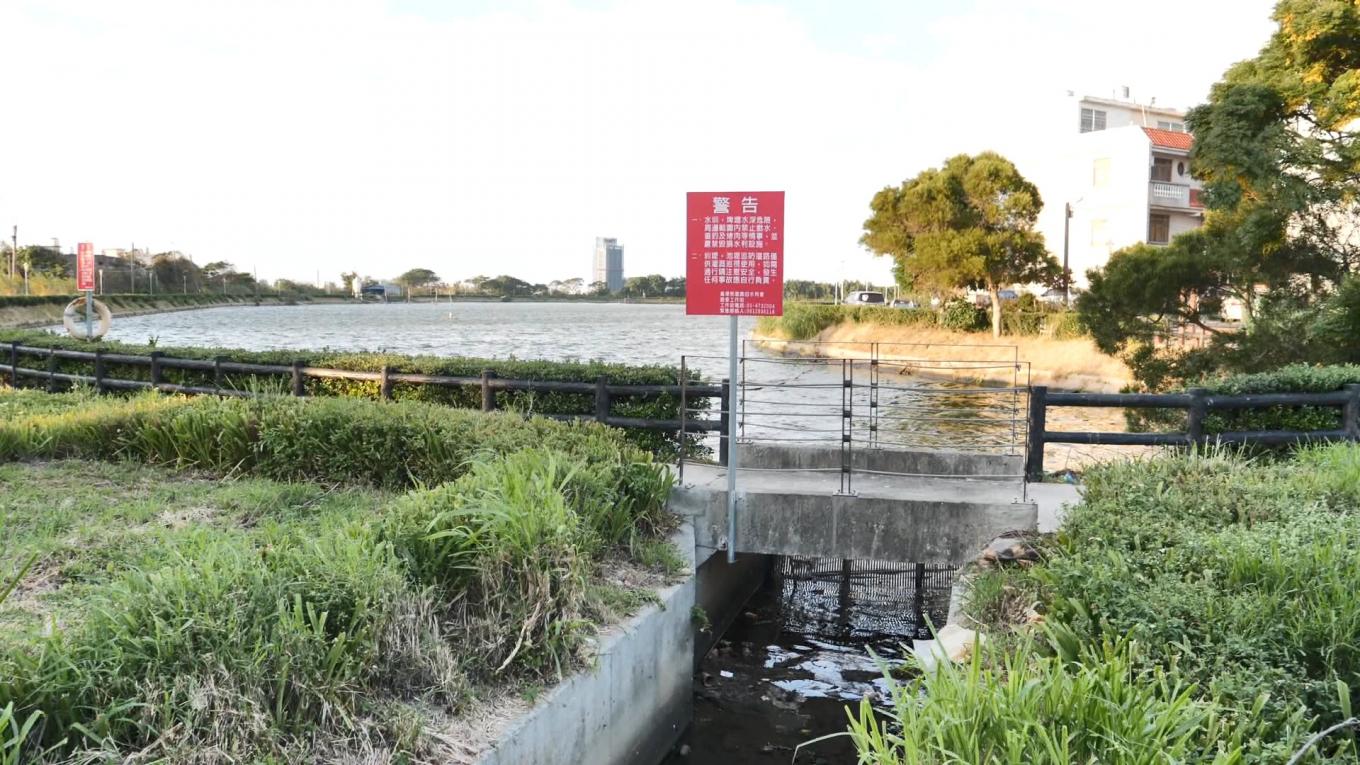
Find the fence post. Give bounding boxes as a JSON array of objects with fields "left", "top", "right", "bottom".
[
  {"left": 1025, "top": 385, "right": 1048, "bottom": 481},
  {"left": 1345, "top": 384, "right": 1360, "bottom": 441},
  {"left": 1187, "top": 387, "right": 1209, "bottom": 447},
  {"left": 213, "top": 356, "right": 226, "bottom": 392},
  {"left": 481, "top": 369, "right": 497, "bottom": 412},
  {"left": 46, "top": 348, "right": 57, "bottom": 393},
  {"left": 379, "top": 365, "right": 393, "bottom": 400},
  {"left": 291, "top": 360, "right": 305, "bottom": 397},
  {"left": 594, "top": 376, "right": 610, "bottom": 425},
  {"left": 149, "top": 351, "right": 164, "bottom": 389},
  {"left": 719, "top": 377, "right": 730, "bottom": 467},
  {"left": 8, "top": 342, "right": 17, "bottom": 388},
  {"left": 93, "top": 350, "right": 106, "bottom": 394}
]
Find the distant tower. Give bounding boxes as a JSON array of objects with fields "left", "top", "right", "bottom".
[{"left": 593, "top": 237, "right": 624, "bottom": 293}]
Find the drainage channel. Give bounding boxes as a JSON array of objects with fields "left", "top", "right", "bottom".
[{"left": 662, "top": 557, "right": 957, "bottom": 764}]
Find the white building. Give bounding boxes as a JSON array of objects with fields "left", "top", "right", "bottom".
[
  {"left": 592, "top": 237, "right": 624, "bottom": 293},
  {"left": 1060, "top": 95, "right": 1204, "bottom": 290}
]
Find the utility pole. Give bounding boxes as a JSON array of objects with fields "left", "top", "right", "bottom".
[{"left": 1062, "top": 202, "right": 1072, "bottom": 307}]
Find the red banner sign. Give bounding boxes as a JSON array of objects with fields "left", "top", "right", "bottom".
[
  {"left": 76, "top": 242, "right": 95, "bottom": 292},
  {"left": 686, "top": 191, "right": 784, "bottom": 316}
]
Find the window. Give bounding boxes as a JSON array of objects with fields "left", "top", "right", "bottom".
[
  {"left": 1157, "top": 120, "right": 1185, "bottom": 132},
  {"left": 1092, "top": 158, "right": 1111, "bottom": 188},
  {"left": 1151, "top": 157, "right": 1173, "bottom": 182},
  {"left": 1148, "top": 213, "right": 1171, "bottom": 244},
  {"left": 1080, "top": 108, "right": 1107, "bottom": 133},
  {"left": 1090, "top": 219, "right": 1108, "bottom": 247}
]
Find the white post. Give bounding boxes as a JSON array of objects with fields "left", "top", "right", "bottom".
[{"left": 727, "top": 314, "right": 739, "bottom": 563}]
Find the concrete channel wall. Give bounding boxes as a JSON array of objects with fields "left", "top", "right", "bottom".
[{"left": 474, "top": 524, "right": 699, "bottom": 765}]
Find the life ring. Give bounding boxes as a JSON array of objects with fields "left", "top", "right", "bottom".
[{"left": 63, "top": 297, "right": 112, "bottom": 340}]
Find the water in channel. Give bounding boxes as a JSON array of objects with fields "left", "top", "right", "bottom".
[{"left": 662, "top": 559, "right": 957, "bottom": 765}]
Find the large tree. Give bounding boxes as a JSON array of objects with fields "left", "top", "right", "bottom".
[
  {"left": 395, "top": 268, "right": 440, "bottom": 299},
  {"left": 1078, "top": 0, "right": 1360, "bottom": 382},
  {"left": 861, "top": 152, "right": 1058, "bottom": 337}
]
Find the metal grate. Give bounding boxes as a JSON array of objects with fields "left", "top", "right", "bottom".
[{"left": 774, "top": 557, "right": 958, "bottom": 643}]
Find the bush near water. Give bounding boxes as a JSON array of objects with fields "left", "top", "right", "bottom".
[
  {"left": 0, "top": 329, "right": 703, "bottom": 456},
  {"left": 860, "top": 446, "right": 1360, "bottom": 763},
  {"left": 1127, "top": 363, "right": 1360, "bottom": 443},
  {"left": 0, "top": 388, "right": 677, "bottom": 762}
]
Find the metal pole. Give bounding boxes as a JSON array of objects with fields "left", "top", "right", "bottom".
[
  {"left": 1062, "top": 202, "right": 1071, "bottom": 306},
  {"left": 84, "top": 291, "right": 93, "bottom": 340},
  {"left": 727, "top": 314, "right": 738, "bottom": 564}
]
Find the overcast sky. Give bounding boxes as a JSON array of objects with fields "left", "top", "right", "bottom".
[{"left": 2, "top": 0, "right": 1276, "bottom": 285}]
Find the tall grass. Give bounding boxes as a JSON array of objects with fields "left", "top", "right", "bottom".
[
  {"left": 839, "top": 639, "right": 1272, "bottom": 764},
  {"left": 935, "top": 445, "right": 1360, "bottom": 763},
  {"left": 0, "top": 393, "right": 677, "bottom": 761}
]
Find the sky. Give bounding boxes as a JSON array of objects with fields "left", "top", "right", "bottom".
[{"left": 1, "top": 0, "right": 1278, "bottom": 286}]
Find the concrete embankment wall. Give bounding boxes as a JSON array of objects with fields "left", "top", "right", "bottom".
[
  {"left": 473, "top": 524, "right": 775, "bottom": 765},
  {"left": 474, "top": 524, "right": 701, "bottom": 765}
]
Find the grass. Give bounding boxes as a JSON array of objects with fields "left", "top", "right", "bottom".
[
  {"left": 896, "top": 444, "right": 1360, "bottom": 764},
  {"left": 0, "top": 388, "right": 682, "bottom": 763}
]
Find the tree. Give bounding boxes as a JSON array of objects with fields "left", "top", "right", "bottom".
[
  {"left": 1076, "top": 0, "right": 1360, "bottom": 386},
  {"left": 340, "top": 272, "right": 359, "bottom": 295},
  {"left": 395, "top": 268, "right": 440, "bottom": 296},
  {"left": 150, "top": 252, "right": 202, "bottom": 293},
  {"left": 588, "top": 280, "right": 609, "bottom": 296},
  {"left": 861, "top": 152, "right": 1058, "bottom": 337}
]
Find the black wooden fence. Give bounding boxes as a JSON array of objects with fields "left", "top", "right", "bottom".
[
  {"left": 1026, "top": 384, "right": 1360, "bottom": 480},
  {"left": 1, "top": 342, "right": 727, "bottom": 441}
]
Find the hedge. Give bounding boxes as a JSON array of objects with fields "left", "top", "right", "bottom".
[
  {"left": 0, "top": 330, "right": 705, "bottom": 456},
  {"left": 1129, "top": 363, "right": 1360, "bottom": 437}
]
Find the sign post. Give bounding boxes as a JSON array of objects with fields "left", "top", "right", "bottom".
[
  {"left": 77, "top": 243, "right": 96, "bottom": 340},
  {"left": 686, "top": 191, "right": 784, "bottom": 562}
]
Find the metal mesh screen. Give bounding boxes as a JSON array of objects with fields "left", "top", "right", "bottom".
[{"left": 774, "top": 557, "right": 958, "bottom": 643}]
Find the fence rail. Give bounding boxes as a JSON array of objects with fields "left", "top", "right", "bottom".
[
  {"left": 1, "top": 342, "right": 726, "bottom": 435},
  {"left": 1025, "top": 384, "right": 1360, "bottom": 480}
]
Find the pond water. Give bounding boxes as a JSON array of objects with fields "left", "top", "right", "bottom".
[{"left": 92, "top": 301, "right": 753, "bottom": 379}]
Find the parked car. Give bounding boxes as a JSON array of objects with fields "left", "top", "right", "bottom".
[
  {"left": 890, "top": 298, "right": 919, "bottom": 309},
  {"left": 972, "top": 289, "right": 1019, "bottom": 307},
  {"left": 843, "top": 290, "right": 885, "bottom": 305}
]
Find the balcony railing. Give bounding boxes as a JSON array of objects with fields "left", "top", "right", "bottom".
[{"left": 1149, "top": 181, "right": 1193, "bottom": 208}]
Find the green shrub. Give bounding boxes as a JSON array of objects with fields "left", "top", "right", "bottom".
[
  {"left": 1, "top": 392, "right": 662, "bottom": 494},
  {"left": 1001, "top": 310, "right": 1045, "bottom": 336},
  {"left": 1046, "top": 311, "right": 1085, "bottom": 340},
  {"left": 0, "top": 330, "right": 701, "bottom": 456},
  {"left": 1130, "top": 363, "right": 1360, "bottom": 438},
  {"left": 938, "top": 298, "right": 987, "bottom": 331}
]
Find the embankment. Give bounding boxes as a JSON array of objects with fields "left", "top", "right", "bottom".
[
  {"left": 755, "top": 323, "right": 1130, "bottom": 392},
  {"left": 0, "top": 294, "right": 346, "bottom": 329}
]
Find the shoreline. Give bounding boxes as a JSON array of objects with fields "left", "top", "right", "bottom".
[
  {"left": 0, "top": 295, "right": 355, "bottom": 330},
  {"left": 752, "top": 324, "right": 1131, "bottom": 394}
]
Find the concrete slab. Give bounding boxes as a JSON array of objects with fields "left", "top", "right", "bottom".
[
  {"left": 672, "top": 463, "right": 1036, "bottom": 564},
  {"left": 1026, "top": 482, "right": 1083, "bottom": 533}
]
